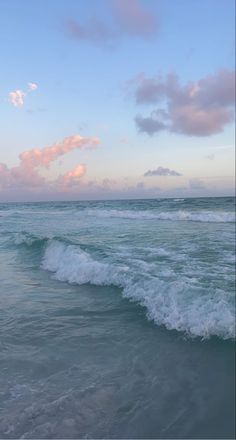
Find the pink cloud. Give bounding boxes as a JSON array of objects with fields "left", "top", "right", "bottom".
[
  {"left": 135, "top": 75, "right": 166, "bottom": 104},
  {"left": 196, "top": 70, "right": 235, "bottom": 107},
  {"left": 131, "top": 72, "right": 178, "bottom": 104},
  {"left": 19, "top": 135, "right": 99, "bottom": 168},
  {"left": 9, "top": 82, "right": 38, "bottom": 108},
  {"left": 61, "top": 164, "right": 87, "bottom": 186},
  {"left": 0, "top": 163, "right": 45, "bottom": 188},
  {"left": 132, "top": 69, "right": 235, "bottom": 136},
  {"left": 0, "top": 134, "right": 99, "bottom": 192},
  {"left": 66, "top": 0, "right": 158, "bottom": 47},
  {"left": 170, "top": 104, "right": 233, "bottom": 136},
  {"left": 9, "top": 90, "right": 26, "bottom": 107}
]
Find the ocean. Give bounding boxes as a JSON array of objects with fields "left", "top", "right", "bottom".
[{"left": 0, "top": 196, "right": 235, "bottom": 439}]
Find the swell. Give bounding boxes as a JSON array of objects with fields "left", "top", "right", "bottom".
[{"left": 40, "top": 240, "right": 235, "bottom": 340}]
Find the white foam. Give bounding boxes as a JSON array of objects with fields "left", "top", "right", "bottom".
[
  {"left": 42, "top": 240, "right": 235, "bottom": 340},
  {"left": 86, "top": 209, "right": 235, "bottom": 223},
  {"left": 0, "top": 210, "right": 14, "bottom": 218},
  {"left": 41, "top": 240, "right": 128, "bottom": 286},
  {"left": 123, "top": 279, "right": 235, "bottom": 340}
]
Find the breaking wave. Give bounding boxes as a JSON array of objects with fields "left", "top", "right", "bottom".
[
  {"left": 13, "top": 232, "right": 50, "bottom": 247},
  {"left": 41, "top": 240, "right": 235, "bottom": 340},
  {"left": 86, "top": 209, "right": 235, "bottom": 223}
]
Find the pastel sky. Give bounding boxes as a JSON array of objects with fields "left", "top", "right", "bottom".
[{"left": 0, "top": 0, "right": 235, "bottom": 201}]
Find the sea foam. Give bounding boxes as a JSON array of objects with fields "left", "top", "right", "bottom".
[
  {"left": 85, "top": 209, "right": 235, "bottom": 223},
  {"left": 41, "top": 240, "right": 235, "bottom": 340}
]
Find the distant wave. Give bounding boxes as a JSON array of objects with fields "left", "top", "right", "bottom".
[
  {"left": 2, "top": 206, "right": 235, "bottom": 223},
  {"left": 41, "top": 240, "right": 235, "bottom": 340},
  {"left": 86, "top": 209, "right": 235, "bottom": 223}
]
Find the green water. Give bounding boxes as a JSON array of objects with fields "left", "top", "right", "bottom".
[{"left": 0, "top": 197, "right": 235, "bottom": 438}]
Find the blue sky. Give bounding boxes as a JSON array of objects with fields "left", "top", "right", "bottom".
[{"left": 0, "top": 0, "right": 235, "bottom": 201}]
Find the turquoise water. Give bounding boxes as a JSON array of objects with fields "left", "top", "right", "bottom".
[{"left": 0, "top": 197, "right": 235, "bottom": 438}]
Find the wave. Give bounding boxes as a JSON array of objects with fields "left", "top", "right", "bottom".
[
  {"left": 41, "top": 240, "right": 128, "bottom": 286},
  {"left": 13, "top": 232, "right": 69, "bottom": 248},
  {"left": 86, "top": 209, "right": 235, "bottom": 223},
  {"left": 41, "top": 240, "right": 235, "bottom": 340},
  {"left": 13, "top": 232, "right": 51, "bottom": 247}
]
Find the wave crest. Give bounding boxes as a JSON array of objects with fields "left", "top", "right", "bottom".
[
  {"left": 14, "top": 232, "right": 49, "bottom": 247},
  {"left": 86, "top": 209, "right": 235, "bottom": 223},
  {"left": 41, "top": 240, "right": 235, "bottom": 340}
]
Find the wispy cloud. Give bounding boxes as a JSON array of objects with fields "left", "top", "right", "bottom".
[
  {"left": 113, "top": 0, "right": 158, "bottom": 38},
  {"left": 9, "top": 82, "right": 38, "bottom": 108},
  {"left": 19, "top": 134, "right": 99, "bottom": 168},
  {"left": 0, "top": 134, "right": 99, "bottom": 191},
  {"left": 130, "top": 70, "right": 235, "bottom": 136},
  {"left": 66, "top": 18, "right": 115, "bottom": 47},
  {"left": 144, "top": 166, "right": 182, "bottom": 177},
  {"left": 66, "top": 0, "right": 158, "bottom": 48}
]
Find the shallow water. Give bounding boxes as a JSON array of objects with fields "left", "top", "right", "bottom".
[{"left": 0, "top": 197, "right": 235, "bottom": 438}]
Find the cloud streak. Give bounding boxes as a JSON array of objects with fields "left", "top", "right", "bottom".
[
  {"left": 131, "top": 70, "right": 235, "bottom": 136},
  {"left": 19, "top": 134, "right": 99, "bottom": 168},
  {"left": 0, "top": 134, "right": 99, "bottom": 191},
  {"left": 144, "top": 166, "right": 182, "bottom": 177},
  {"left": 66, "top": 0, "right": 158, "bottom": 47}
]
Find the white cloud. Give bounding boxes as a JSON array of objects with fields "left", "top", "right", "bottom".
[
  {"left": 28, "top": 82, "right": 38, "bottom": 91},
  {"left": 9, "top": 82, "right": 38, "bottom": 108},
  {"left": 9, "top": 90, "right": 26, "bottom": 107}
]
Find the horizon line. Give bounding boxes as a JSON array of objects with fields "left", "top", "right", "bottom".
[{"left": 0, "top": 194, "right": 235, "bottom": 204}]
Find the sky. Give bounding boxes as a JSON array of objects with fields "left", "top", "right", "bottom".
[{"left": 0, "top": 0, "right": 235, "bottom": 201}]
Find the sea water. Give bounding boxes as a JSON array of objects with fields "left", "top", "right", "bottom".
[{"left": 0, "top": 197, "right": 235, "bottom": 438}]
